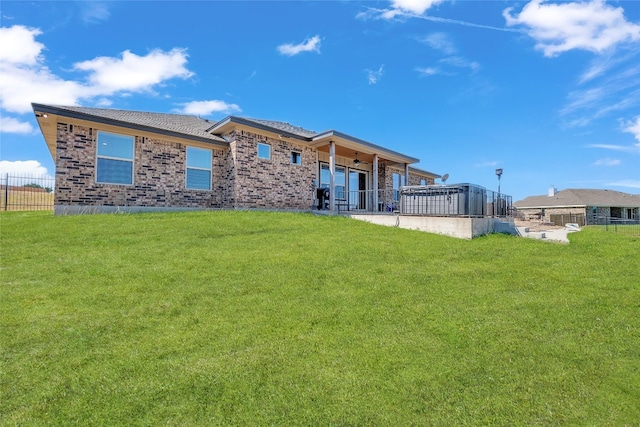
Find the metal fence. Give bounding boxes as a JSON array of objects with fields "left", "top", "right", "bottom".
[
  {"left": 320, "top": 184, "right": 513, "bottom": 218},
  {"left": 400, "top": 184, "right": 513, "bottom": 217},
  {"left": 593, "top": 216, "right": 640, "bottom": 237},
  {"left": 0, "top": 174, "right": 55, "bottom": 211}
]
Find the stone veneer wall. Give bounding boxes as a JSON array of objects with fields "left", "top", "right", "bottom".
[
  {"left": 226, "top": 130, "right": 316, "bottom": 209},
  {"left": 517, "top": 206, "right": 587, "bottom": 222},
  {"left": 377, "top": 163, "right": 433, "bottom": 209},
  {"left": 54, "top": 123, "right": 227, "bottom": 209}
]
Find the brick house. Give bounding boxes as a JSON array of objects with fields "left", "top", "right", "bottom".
[
  {"left": 32, "top": 104, "right": 439, "bottom": 214},
  {"left": 514, "top": 187, "right": 640, "bottom": 226}
]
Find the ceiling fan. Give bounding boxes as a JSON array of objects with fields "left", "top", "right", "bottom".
[{"left": 353, "top": 152, "right": 369, "bottom": 166}]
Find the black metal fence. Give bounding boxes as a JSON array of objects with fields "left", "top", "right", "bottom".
[
  {"left": 400, "top": 184, "right": 513, "bottom": 217},
  {"left": 0, "top": 174, "right": 55, "bottom": 211},
  {"left": 593, "top": 216, "right": 640, "bottom": 237}
]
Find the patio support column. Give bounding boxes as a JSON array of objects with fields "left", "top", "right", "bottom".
[
  {"left": 404, "top": 163, "right": 410, "bottom": 186},
  {"left": 329, "top": 141, "right": 336, "bottom": 211},
  {"left": 373, "top": 154, "right": 379, "bottom": 211}
]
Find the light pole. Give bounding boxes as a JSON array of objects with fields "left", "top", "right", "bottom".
[{"left": 495, "top": 168, "right": 503, "bottom": 194}]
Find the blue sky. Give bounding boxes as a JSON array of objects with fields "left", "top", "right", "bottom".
[{"left": 1, "top": 0, "right": 639, "bottom": 201}]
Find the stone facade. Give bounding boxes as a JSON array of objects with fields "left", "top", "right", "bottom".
[
  {"left": 52, "top": 121, "right": 435, "bottom": 213},
  {"left": 54, "top": 123, "right": 225, "bottom": 209},
  {"left": 226, "top": 130, "right": 316, "bottom": 210}
]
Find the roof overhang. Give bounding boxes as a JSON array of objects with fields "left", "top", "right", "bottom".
[
  {"left": 32, "top": 103, "right": 228, "bottom": 160},
  {"left": 409, "top": 166, "right": 441, "bottom": 179},
  {"left": 310, "top": 130, "right": 420, "bottom": 165}
]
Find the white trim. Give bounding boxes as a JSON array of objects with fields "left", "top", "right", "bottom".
[
  {"left": 186, "top": 146, "right": 213, "bottom": 191},
  {"left": 257, "top": 142, "right": 271, "bottom": 160},
  {"left": 290, "top": 150, "right": 302, "bottom": 165},
  {"left": 95, "top": 130, "right": 134, "bottom": 186}
]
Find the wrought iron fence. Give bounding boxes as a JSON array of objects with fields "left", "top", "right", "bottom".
[
  {"left": 399, "top": 184, "right": 512, "bottom": 217},
  {"left": 593, "top": 216, "right": 640, "bottom": 237},
  {"left": 318, "top": 184, "right": 513, "bottom": 218},
  {"left": 0, "top": 174, "right": 55, "bottom": 211}
]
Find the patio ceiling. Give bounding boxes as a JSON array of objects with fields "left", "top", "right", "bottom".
[{"left": 310, "top": 131, "right": 419, "bottom": 165}]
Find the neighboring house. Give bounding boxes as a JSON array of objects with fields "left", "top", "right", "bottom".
[
  {"left": 514, "top": 188, "right": 640, "bottom": 226},
  {"left": 32, "top": 103, "right": 439, "bottom": 214}
]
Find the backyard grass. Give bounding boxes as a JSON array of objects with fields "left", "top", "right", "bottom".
[
  {"left": 0, "top": 188, "right": 53, "bottom": 211},
  {"left": 1, "top": 210, "right": 639, "bottom": 425}
]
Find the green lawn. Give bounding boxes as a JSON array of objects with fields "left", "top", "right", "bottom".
[{"left": 1, "top": 211, "right": 639, "bottom": 425}]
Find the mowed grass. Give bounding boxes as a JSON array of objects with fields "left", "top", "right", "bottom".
[{"left": 1, "top": 211, "right": 639, "bottom": 425}]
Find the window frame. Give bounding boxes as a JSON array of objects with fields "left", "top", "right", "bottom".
[
  {"left": 95, "top": 131, "right": 135, "bottom": 185},
  {"left": 319, "top": 163, "right": 346, "bottom": 200},
  {"left": 257, "top": 142, "right": 271, "bottom": 160},
  {"left": 290, "top": 150, "right": 302, "bottom": 165},
  {"left": 186, "top": 146, "right": 213, "bottom": 191}
]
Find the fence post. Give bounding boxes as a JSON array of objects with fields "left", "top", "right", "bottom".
[{"left": 4, "top": 173, "right": 8, "bottom": 211}]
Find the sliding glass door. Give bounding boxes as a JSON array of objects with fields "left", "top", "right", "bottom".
[{"left": 349, "top": 170, "right": 367, "bottom": 210}]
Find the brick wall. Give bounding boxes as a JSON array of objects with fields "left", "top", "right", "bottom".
[
  {"left": 227, "top": 130, "right": 316, "bottom": 209},
  {"left": 54, "top": 123, "right": 226, "bottom": 209}
]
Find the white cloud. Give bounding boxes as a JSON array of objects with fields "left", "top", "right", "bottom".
[
  {"left": 0, "top": 116, "right": 34, "bottom": 134},
  {"left": 504, "top": 0, "right": 640, "bottom": 57},
  {"left": 358, "top": 5, "right": 522, "bottom": 33},
  {"left": 74, "top": 48, "right": 193, "bottom": 94},
  {"left": 79, "top": 1, "right": 111, "bottom": 24},
  {"left": 1, "top": 63, "right": 85, "bottom": 113},
  {"left": 415, "top": 66, "right": 442, "bottom": 76},
  {"left": 561, "top": 51, "right": 640, "bottom": 128},
  {"left": 0, "top": 25, "right": 43, "bottom": 65},
  {"left": 605, "top": 179, "right": 640, "bottom": 189},
  {"left": 0, "top": 160, "right": 50, "bottom": 177},
  {"left": 593, "top": 157, "right": 621, "bottom": 166},
  {"left": 176, "top": 100, "right": 241, "bottom": 116},
  {"left": 418, "top": 32, "right": 456, "bottom": 55},
  {"left": 587, "top": 143, "right": 640, "bottom": 154},
  {"left": 366, "top": 65, "right": 384, "bottom": 84},
  {"left": 0, "top": 25, "right": 196, "bottom": 114},
  {"left": 277, "top": 35, "right": 321, "bottom": 56},
  {"left": 622, "top": 116, "right": 640, "bottom": 142},
  {"left": 440, "top": 56, "right": 480, "bottom": 72},
  {"left": 390, "top": 0, "right": 444, "bottom": 15}
]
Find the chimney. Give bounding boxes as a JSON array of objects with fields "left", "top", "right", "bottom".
[{"left": 548, "top": 186, "right": 557, "bottom": 197}]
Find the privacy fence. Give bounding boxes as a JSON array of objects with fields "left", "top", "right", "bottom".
[{"left": 0, "top": 174, "right": 55, "bottom": 211}]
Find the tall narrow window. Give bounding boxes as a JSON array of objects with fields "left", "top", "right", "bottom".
[
  {"left": 186, "top": 147, "right": 212, "bottom": 190},
  {"left": 258, "top": 142, "right": 271, "bottom": 160},
  {"left": 393, "top": 172, "right": 405, "bottom": 201},
  {"left": 96, "top": 131, "right": 134, "bottom": 185},
  {"left": 320, "top": 163, "right": 345, "bottom": 199}
]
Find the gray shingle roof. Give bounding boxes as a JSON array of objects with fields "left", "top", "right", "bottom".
[
  {"left": 238, "top": 117, "right": 318, "bottom": 138},
  {"left": 514, "top": 189, "right": 640, "bottom": 208},
  {"left": 37, "top": 104, "right": 227, "bottom": 143}
]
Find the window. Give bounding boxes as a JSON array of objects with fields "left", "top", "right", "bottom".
[
  {"left": 96, "top": 131, "right": 134, "bottom": 185},
  {"left": 420, "top": 179, "right": 427, "bottom": 185},
  {"left": 291, "top": 151, "right": 302, "bottom": 165},
  {"left": 186, "top": 147, "right": 212, "bottom": 190},
  {"left": 258, "top": 142, "right": 271, "bottom": 160},
  {"left": 320, "top": 163, "right": 345, "bottom": 199},
  {"left": 393, "top": 172, "right": 405, "bottom": 201}
]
